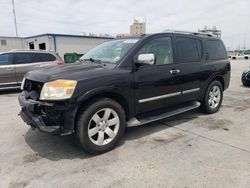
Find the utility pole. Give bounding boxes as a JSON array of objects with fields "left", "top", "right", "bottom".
[
  {"left": 12, "top": 0, "right": 18, "bottom": 37},
  {"left": 243, "top": 32, "right": 246, "bottom": 50}
]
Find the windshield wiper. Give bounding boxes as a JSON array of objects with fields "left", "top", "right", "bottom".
[{"left": 83, "top": 58, "right": 106, "bottom": 66}]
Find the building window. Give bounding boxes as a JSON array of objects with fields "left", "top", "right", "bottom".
[
  {"left": 39, "top": 43, "right": 46, "bottom": 50},
  {"left": 29, "top": 42, "right": 34, "bottom": 49},
  {"left": 1, "top": 40, "right": 7, "bottom": 46}
]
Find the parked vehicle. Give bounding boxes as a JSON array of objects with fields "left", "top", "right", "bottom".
[
  {"left": 0, "top": 50, "right": 64, "bottom": 90},
  {"left": 242, "top": 68, "right": 250, "bottom": 86},
  {"left": 18, "top": 31, "right": 231, "bottom": 154}
]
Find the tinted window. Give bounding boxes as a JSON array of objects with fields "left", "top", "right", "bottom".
[
  {"left": 39, "top": 53, "right": 56, "bottom": 62},
  {"left": 14, "top": 53, "right": 32, "bottom": 64},
  {"left": 207, "top": 40, "right": 227, "bottom": 60},
  {"left": 176, "top": 37, "right": 200, "bottom": 63},
  {"left": 137, "top": 37, "right": 173, "bottom": 65},
  {"left": 0, "top": 54, "right": 11, "bottom": 65},
  {"left": 28, "top": 53, "right": 56, "bottom": 63}
]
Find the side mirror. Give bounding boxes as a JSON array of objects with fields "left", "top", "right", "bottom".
[{"left": 137, "top": 53, "right": 155, "bottom": 65}]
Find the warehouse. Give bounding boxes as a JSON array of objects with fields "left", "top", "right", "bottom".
[
  {"left": 0, "top": 36, "right": 25, "bottom": 52},
  {"left": 24, "top": 33, "right": 113, "bottom": 58}
]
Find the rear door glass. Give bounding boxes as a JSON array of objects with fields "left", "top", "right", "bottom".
[
  {"left": 14, "top": 53, "right": 32, "bottom": 64},
  {"left": 175, "top": 37, "right": 201, "bottom": 63}
]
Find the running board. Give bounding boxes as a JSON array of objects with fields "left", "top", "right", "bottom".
[{"left": 127, "top": 101, "right": 200, "bottom": 127}]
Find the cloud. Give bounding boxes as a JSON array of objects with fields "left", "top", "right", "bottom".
[{"left": 0, "top": 0, "right": 249, "bottom": 49}]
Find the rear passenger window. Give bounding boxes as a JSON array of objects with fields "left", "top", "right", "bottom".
[
  {"left": 14, "top": 53, "right": 32, "bottom": 64},
  {"left": 29, "top": 53, "right": 56, "bottom": 63},
  {"left": 176, "top": 37, "right": 201, "bottom": 63},
  {"left": 207, "top": 40, "right": 227, "bottom": 60}
]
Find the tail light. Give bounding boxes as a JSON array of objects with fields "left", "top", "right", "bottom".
[{"left": 57, "top": 60, "right": 65, "bottom": 65}]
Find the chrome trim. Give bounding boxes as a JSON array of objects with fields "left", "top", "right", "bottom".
[
  {"left": 0, "top": 86, "right": 20, "bottom": 90},
  {"left": 182, "top": 88, "right": 200, "bottom": 94},
  {"left": 139, "top": 92, "right": 181, "bottom": 103},
  {"left": 0, "top": 82, "right": 18, "bottom": 86}
]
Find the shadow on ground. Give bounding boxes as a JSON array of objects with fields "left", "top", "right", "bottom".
[{"left": 24, "top": 109, "right": 202, "bottom": 161}]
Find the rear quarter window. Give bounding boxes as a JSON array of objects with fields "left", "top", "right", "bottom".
[
  {"left": 39, "top": 53, "right": 56, "bottom": 62},
  {"left": 207, "top": 40, "right": 227, "bottom": 60}
]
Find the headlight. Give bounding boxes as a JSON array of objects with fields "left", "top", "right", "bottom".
[{"left": 40, "top": 80, "right": 77, "bottom": 100}]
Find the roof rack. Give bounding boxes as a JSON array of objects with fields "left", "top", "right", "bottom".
[{"left": 163, "top": 30, "right": 214, "bottom": 37}]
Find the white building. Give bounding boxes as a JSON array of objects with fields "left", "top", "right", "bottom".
[
  {"left": 0, "top": 33, "right": 113, "bottom": 58},
  {"left": 24, "top": 33, "right": 113, "bottom": 58},
  {"left": 0, "top": 36, "right": 25, "bottom": 52}
]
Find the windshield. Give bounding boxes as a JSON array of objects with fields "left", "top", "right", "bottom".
[{"left": 80, "top": 38, "right": 139, "bottom": 64}]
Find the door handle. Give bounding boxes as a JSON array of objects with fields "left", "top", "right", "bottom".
[
  {"left": 170, "top": 69, "right": 180, "bottom": 74},
  {"left": 5, "top": 68, "right": 14, "bottom": 71}
]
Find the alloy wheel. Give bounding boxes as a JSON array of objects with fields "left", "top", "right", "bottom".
[
  {"left": 87, "top": 108, "right": 120, "bottom": 146},
  {"left": 208, "top": 85, "right": 221, "bottom": 109}
]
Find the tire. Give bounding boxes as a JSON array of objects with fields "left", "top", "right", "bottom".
[
  {"left": 75, "top": 98, "right": 126, "bottom": 154},
  {"left": 200, "top": 80, "right": 223, "bottom": 114}
]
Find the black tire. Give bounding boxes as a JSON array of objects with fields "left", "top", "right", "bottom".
[
  {"left": 75, "top": 98, "right": 125, "bottom": 154},
  {"left": 200, "top": 80, "right": 223, "bottom": 114}
]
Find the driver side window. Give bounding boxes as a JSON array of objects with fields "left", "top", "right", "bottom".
[{"left": 137, "top": 37, "right": 173, "bottom": 65}]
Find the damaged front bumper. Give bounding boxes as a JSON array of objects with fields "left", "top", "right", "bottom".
[{"left": 18, "top": 91, "right": 78, "bottom": 135}]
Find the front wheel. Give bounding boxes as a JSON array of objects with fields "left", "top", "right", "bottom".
[
  {"left": 75, "top": 98, "right": 126, "bottom": 154},
  {"left": 200, "top": 81, "right": 223, "bottom": 114}
]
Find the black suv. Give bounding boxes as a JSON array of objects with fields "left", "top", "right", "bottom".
[{"left": 19, "top": 32, "right": 231, "bottom": 154}]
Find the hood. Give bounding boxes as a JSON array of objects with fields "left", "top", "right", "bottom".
[{"left": 25, "top": 62, "right": 112, "bottom": 83}]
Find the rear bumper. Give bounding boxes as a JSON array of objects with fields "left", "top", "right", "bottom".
[{"left": 18, "top": 91, "right": 78, "bottom": 135}]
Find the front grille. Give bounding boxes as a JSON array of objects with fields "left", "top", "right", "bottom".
[{"left": 23, "top": 79, "right": 44, "bottom": 96}]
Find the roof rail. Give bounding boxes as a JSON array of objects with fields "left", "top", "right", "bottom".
[{"left": 163, "top": 30, "right": 214, "bottom": 37}]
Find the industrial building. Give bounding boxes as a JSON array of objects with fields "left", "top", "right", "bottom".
[
  {"left": 0, "top": 36, "right": 25, "bottom": 52},
  {"left": 0, "top": 33, "right": 113, "bottom": 58}
]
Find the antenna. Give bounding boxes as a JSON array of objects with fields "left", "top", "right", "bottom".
[{"left": 12, "top": 0, "right": 18, "bottom": 37}]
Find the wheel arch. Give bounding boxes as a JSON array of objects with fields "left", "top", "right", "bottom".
[{"left": 75, "top": 89, "right": 131, "bottom": 128}]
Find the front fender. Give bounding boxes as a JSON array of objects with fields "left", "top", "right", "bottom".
[{"left": 76, "top": 86, "right": 115, "bottom": 102}]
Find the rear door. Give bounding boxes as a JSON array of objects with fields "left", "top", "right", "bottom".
[
  {"left": 0, "top": 53, "right": 17, "bottom": 87},
  {"left": 14, "top": 52, "right": 57, "bottom": 82},
  {"left": 173, "top": 36, "right": 203, "bottom": 102},
  {"left": 13, "top": 52, "right": 34, "bottom": 83}
]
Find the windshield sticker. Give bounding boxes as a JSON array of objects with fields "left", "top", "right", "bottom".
[{"left": 123, "top": 39, "right": 138, "bottom": 44}]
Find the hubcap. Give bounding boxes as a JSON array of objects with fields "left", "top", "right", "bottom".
[
  {"left": 208, "top": 85, "right": 221, "bottom": 109},
  {"left": 88, "top": 108, "right": 120, "bottom": 146}
]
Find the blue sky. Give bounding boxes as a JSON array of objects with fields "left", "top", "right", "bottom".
[{"left": 0, "top": 0, "right": 250, "bottom": 50}]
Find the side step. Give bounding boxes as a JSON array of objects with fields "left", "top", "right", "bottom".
[{"left": 127, "top": 101, "right": 200, "bottom": 127}]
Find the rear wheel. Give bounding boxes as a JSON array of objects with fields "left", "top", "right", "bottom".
[
  {"left": 201, "top": 81, "right": 223, "bottom": 114},
  {"left": 75, "top": 98, "right": 125, "bottom": 154}
]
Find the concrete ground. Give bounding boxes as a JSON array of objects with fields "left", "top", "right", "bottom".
[{"left": 0, "top": 60, "right": 250, "bottom": 188}]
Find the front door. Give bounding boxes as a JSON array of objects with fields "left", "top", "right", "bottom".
[
  {"left": 0, "top": 53, "right": 16, "bottom": 88},
  {"left": 134, "top": 36, "right": 183, "bottom": 114}
]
